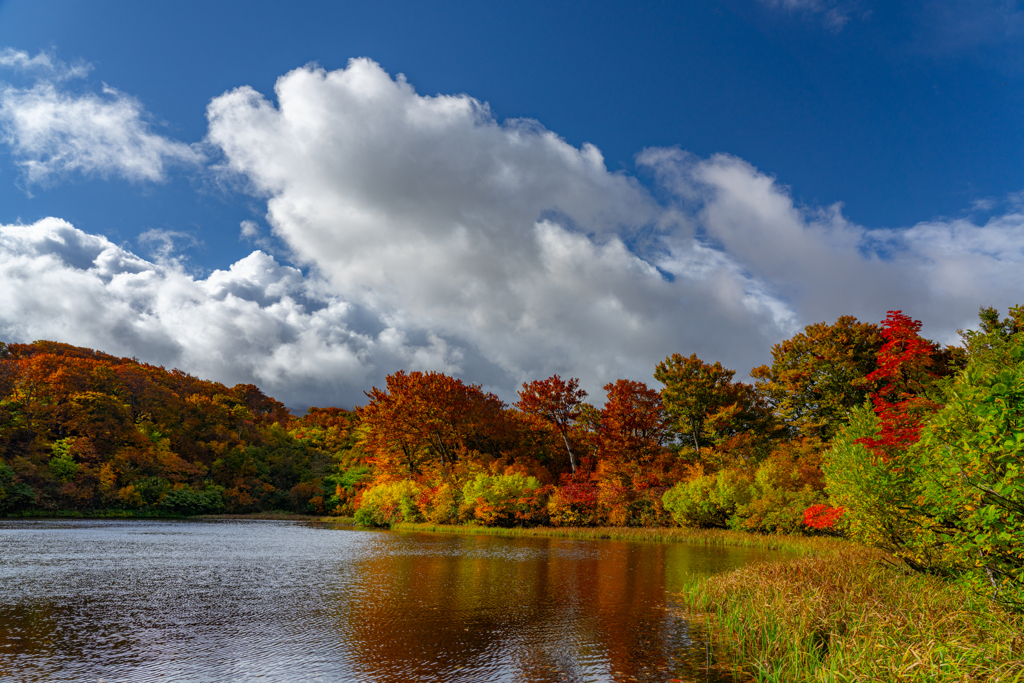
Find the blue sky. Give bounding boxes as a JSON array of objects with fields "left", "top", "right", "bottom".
[{"left": 0, "top": 0, "right": 1022, "bottom": 408}]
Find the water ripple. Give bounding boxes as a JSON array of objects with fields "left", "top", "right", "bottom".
[{"left": 0, "top": 520, "right": 762, "bottom": 682}]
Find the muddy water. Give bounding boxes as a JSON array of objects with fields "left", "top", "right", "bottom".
[{"left": 0, "top": 520, "right": 766, "bottom": 682}]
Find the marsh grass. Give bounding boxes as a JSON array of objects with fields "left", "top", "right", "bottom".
[
  {"left": 391, "top": 521, "right": 842, "bottom": 554},
  {"left": 679, "top": 545, "right": 1024, "bottom": 682}
]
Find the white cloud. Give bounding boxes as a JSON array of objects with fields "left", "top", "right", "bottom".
[
  {"left": 0, "top": 72, "right": 203, "bottom": 184},
  {"left": 3, "top": 58, "right": 1024, "bottom": 409},
  {"left": 0, "top": 217, "right": 468, "bottom": 409},
  {"left": 641, "top": 149, "right": 1024, "bottom": 344},
  {"left": 200, "top": 58, "right": 1024, "bottom": 395},
  {"left": 0, "top": 48, "right": 92, "bottom": 80},
  {"left": 205, "top": 59, "right": 793, "bottom": 396},
  {"left": 240, "top": 220, "right": 260, "bottom": 239}
]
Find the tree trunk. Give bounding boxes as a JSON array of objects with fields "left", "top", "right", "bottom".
[{"left": 560, "top": 429, "right": 577, "bottom": 473}]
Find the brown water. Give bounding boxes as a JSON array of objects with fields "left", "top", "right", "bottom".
[{"left": 0, "top": 520, "right": 767, "bottom": 682}]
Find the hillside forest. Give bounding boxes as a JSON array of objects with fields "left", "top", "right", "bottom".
[{"left": 1, "top": 307, "right": 1022, "bottom": 607}]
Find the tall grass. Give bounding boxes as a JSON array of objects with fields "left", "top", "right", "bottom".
[
  {"left": 391, "top": 521, "right": 843, "bottom": 554},
  {"left": 678, "top": 545, "right": 1024, "bottom": 682}
]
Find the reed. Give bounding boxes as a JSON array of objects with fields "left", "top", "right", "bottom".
[
  {"left": 678, "top": 545, "right": 1024, "bottom": 682},
  {"left": 390, "top": 522, "right": 845, "bottom": 554}
]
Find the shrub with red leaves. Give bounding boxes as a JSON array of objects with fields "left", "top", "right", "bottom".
[{"left": 803, "top": 503, "right": 845, "bottom": 530}]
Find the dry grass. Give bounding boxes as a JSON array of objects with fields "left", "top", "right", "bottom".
[
  {"left": 391, "top": 521, "right": 844, "bottom": 554},
  {"left": 678, "top": 545, "right": 1024, "bottom": 682}
]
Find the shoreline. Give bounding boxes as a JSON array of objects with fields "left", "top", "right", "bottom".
[{"left": 1, "top": 509, "right": 357, "bottom": 524}]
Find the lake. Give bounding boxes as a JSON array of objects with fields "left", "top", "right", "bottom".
[{"left": 0, "top": 520, "right": 768, "bottom": 682}]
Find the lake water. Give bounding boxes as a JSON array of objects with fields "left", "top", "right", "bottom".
[{"left": 0, "top": 520, "right": 768, "bottom": 682}]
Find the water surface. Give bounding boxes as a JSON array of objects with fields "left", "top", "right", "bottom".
[{"left": 0, "top": 520, "right": 766, "bottom": 682}]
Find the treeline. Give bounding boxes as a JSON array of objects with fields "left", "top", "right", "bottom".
[
  {"left": 0, "top": 341, "right": 357, "bottom": 515},
  {"left": 2, "top": 307, "right": 1022, "bottom": 605}
]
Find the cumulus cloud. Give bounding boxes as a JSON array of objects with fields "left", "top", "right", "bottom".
[
  {"left": 205, "top": 59, "right": 793, "bottom": 395},
  {"left": 201, "top": 59, "right": 1024, "bottom": 386},
  {"left": 0, "top": 50, "right": 203, "bottom": 185},
  {"left": 2, "top": 58, "right": 1024, "bottom": 409},
  {"left": 0, "top": 217, "right": 471, "bottom": 408},
  {"left": 641, "top": 149, "right": 1024, "bottom": 344}
]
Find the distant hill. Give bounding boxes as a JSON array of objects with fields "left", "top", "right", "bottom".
[{"left": 0, "top": 340, "right": 358, "bottom": 515}]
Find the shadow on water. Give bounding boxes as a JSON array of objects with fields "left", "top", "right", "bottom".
[{"left": 0, "top": 520, "right": 764, "bottom": 682}]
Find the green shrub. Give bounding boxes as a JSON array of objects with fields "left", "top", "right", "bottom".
[
  {"left": 912, "top": 338, "right": 1024, "bottom": 606},
  {"left": 155, "top": 485, "right": 225, "bottom": 515},
  {"left": 460, "top": 472, "right": 547, "bottom": 527},
  {"left": 355, "top": 480, "right": 425, "bottom": 527},
  {"left": 662, "top": 468, "right": 752, "bottom": 528},
  {"left": 0, "top": 461, "right": 36, "bottom": 513},
  {"left": 824, "top": 404, "right": 926, "bottom": 556},
  {"left": 133, "top": 476, "right": 173, "bottom": 506},
  {"left": 325, "top": 464, "right": 372, "bottom": 515},
  {"left": 736, "top": 449, "right": 825, "bottom": 533}
]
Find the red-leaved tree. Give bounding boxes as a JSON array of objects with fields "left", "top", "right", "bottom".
[{"left": 854, "top": 310, "right": 941, "bottom": 462}]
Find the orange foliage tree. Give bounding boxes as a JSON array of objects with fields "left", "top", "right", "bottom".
[
  {"left": 358, "top": 370, "right": 509, "bottom": 480},
  {"left": 516, "top": 375, "right": 587, "bottom": 473}
]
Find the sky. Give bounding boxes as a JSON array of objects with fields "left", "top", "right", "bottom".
[{"left": 0, "top": 0, "right": 1023, "bottom": 410}]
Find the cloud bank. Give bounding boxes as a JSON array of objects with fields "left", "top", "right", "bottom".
[{"left": 2, "top": 57, "right": 1024, "bottom": 408}]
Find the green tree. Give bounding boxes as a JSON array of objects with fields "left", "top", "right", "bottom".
[
  {"left": 751, "top": 316, "right": 882, "bottom": 440},
  {"left": 912, "top": 310, "right": 1024, "bottom": 606},
  {"left": 655, "top": 353, "right": 768, "bottom": 454}
]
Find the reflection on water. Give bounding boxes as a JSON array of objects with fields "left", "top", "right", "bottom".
[{"left": 0, "top": 520, "right": 764, "bottom": 682}]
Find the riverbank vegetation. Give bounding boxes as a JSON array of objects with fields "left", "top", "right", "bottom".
[
  {"left": 392, "top": 521, "right": 843, "bottom": 554},
  {"left": 3, "top": 307, "right": 1024, "bottom": 652},
  {"left": 680, "top": 545, "right": 1024, "bottom": 682}
]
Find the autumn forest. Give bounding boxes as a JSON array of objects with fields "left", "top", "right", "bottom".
[{"left": 2, "top": 306, "right": 1023, "bottom": 608}]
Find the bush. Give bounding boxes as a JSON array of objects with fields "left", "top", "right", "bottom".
[
  {"left": 662, "top": 468, "right": 752, "bottom": 528},
  {"left": 133, "top": 476, "right": 173, "bottom": 506},
  {"left": 824, "top": 404, "right": 929, "bottom": 560},
  {"left": 325, "top": 464, "right": 372, "bottom": 515},
  {"left": 547, "top": 480, "right": 600, "bottom": 526},
  {"left": 48, "top": 439, "right": 80, "bottom": 483},
  {"left": 460, "top": 472, "right": 548, "bottom": 527},
  {"left": 416, "top": 482, "right": 462, "bottom": 524},
  {"left": 0, "top": 462, "right": 36, "bottom": 513},
  {"left": 155, "top": 485, "right": 225, "bottom": 515},
  {"left": 735, "top": 441, "right": 827, "bottom": 533},
  {"left": 289, "top": 479, "right": 324, "bottom": 513},
  {"left": 912, "top": 336, "right": 1024, "bottom": 605},
  {"left": 355, "top": 480, "right": 425, "bottom": 527}
]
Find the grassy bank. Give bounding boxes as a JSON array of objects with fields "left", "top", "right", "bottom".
[
  {"left": 391, "top": 521, "right": 846, "bottom": 554},
  {"left": 678, "top": 544, "right": 1024, "bottom": 682}
]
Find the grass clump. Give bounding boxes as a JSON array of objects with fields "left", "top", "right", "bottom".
[{"left": 678, "top": 545, "right": 1024, "bottom": 682}]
